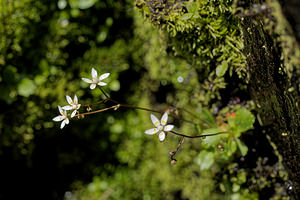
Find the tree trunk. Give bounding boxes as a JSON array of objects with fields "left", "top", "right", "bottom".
[{"left": 242, "top": 13, "right": 300, "bottom": 200}]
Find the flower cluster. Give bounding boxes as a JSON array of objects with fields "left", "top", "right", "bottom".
[
  {"left": 53, "top": 67, "right": 175, "bottom": 142},
  {"left": 52, "top": 95, "right": 81, "bottom": 129},
  {"left": 53, "top": 68, "right": 109, "bottom": 129}
]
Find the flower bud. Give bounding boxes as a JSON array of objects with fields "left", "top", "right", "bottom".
[{"left": 170, "top": 159, "right": 177, "bottom": 165}]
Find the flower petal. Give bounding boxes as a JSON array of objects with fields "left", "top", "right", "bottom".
[
  {"left": 99, "top": 73, "right": 110, "bottom": 81},
  {"left": 65, "top": 118, "right": 69, "bottom": 124},
  {"left": 158, "top": 132, "right": 166, "bottom": 141},
  {"left": 82, "top": 78, "right": 92, "bottom": 83},
  {"left": 145, "top": 128, "right": 159, "bottom": 135},
  {"left": 76, "top": 104, "right": 81, "bottom": 110},
  {"left": 91, "top": 68, "right": 97, "bottom": 79},
  {"left": 66, "top": 95, "right": 73, "bottom": 105},
  {"left": 98, "top": 82, "right": 107, "bottom": 86},
  {"left": 62, "top": 105, "right": 73, "bottom": 110},
  {"left": 71, "top": 110, "right": 77, "bottom": 118},
  {"left": 161, "top": 112, "right": 168, "bottom": 125},
  {"left": 60, "top": 120, "right": 66, "bottom": 129},
  {"left": 53, "top": 115, "right": 64, "bottom": 121},
  {"left": 58, "top": 106, "right": 64, "bottom": 115},
  {"left": 151, "top": 114, "right": 160, "bottom": 127},
  {"left": 164, "top": 125, "right": 174, "bottom": 132},
  {"left": 90, "top": 83, "right": 96, "bottom": 89}
]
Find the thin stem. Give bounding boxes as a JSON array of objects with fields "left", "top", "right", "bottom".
[
  {"left": 104, "top": 98, "right": 196, "bottom": 124},
  {"left": 98, "top": 86, "right": 110, "bottom": 99},
  {"left": 169, "top": 130, "right": 228, "bottom": 139},
  {"left": 170, "top": 136, "right": 185, "bottom": 164},
  {"left": 119, "top": 103, "right": 162, "bottom": 114},
  {"left": 75, "top": 104, "right": 120, "bottom": 117},
  {"left": 83, "top": 99, "right": 108, "bottom": 107},
  {"left": 81, "top": 90, "right": 199, "bottom": 125}
]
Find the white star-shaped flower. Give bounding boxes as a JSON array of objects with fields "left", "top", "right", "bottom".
[
  {"left": 82, "top": 68, "right": 110, "bottom": 89},
  {"left": 62, "top": 95, "right": 81, "bottom": 118},
  {"left": 53, "top": 106, "right": 69, "bottom": 129},
  {"left": 145, "top": 112, "right": 174, "bottom": 141}
]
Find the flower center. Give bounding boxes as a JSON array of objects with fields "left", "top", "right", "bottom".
[
  {"left": 93, "top": 77, "right": 98, "bottom": 83},
  {"left": 158, "top": 125, "right": 164, "bottom": 131}
]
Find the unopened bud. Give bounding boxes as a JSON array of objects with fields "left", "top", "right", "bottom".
[
  {"left": 170, "top": 159, "right": 177, "bottom": 165},
  {"left": 169, "top": 151, "right": 175, "bottom": 156}
]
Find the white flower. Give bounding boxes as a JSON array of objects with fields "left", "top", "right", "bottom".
[
  {"left": 53, "top": 106, "right": 69, "bottom": 129},
  {"left": 82, "top": 68, "right": 110, "bottom": 89},
  {"left": 62, "top": 95, "right": 81, "bottom": 118},
  {"left": 145, "top": 112, "right": 174, "bottom": 141}
]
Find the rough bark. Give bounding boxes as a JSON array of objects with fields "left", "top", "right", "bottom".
[{"left": 242, "top": 16, "right": 300, "bottom": 199}]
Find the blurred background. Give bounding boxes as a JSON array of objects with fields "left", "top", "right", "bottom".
[{"left": 0, "top": 0, "right": 290, "bottom": 199}]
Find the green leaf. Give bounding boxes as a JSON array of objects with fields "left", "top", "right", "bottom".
[
  {"left": 216, "top": 61, "right": 228, "bottom": 77},
  {"left": 236, "top": 138, "right": 248, "bottom": 156},
  {"left": 17, "top": 78, "right": 36, "bottom": 97},
  {"left": 232, "top": 183, "right": 240, "bottom": 192},
  {"left": 235, "top": 108, "right": 255, "bottom": 132},
  {"left": 186, "top": 2, "right": 197, "bottom": 13},
  {"left": 202, "top": 127, "right": 223, "bottom": 135},
  {"left": 201, "top": 128, "right": 224, "bottom": 147},
  {"left": 181, "top": 13, "right": 193, "bottom": 20},
  {"left": 227, "top": 139, "right": 237, "bottom": 156},
  {"left": 68, "top": 0, "right": 97, "bottom": 9},
  {"left": 198, "top": 108, "right": 216, "bottom": 126},
  {"left": 196, "top": 151, "right": 215, "bottom": 170},
  {"left": 194, "top": 124, "right": 201, "bottom": 134}
]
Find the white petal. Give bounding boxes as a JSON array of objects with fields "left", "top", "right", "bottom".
[
  {"left": 66, "top": 95, "right": 73, "bottom": 105},
  {"left": 151, "top": 114, "right": 160, "bottom": 127},
  {"left": 71, "top": 110, "right": 77, "bottom": 118},
  {"left": 91, "top": 68, "right": 98, "bottom": 79},
  {"left": 60, "top": 120, "right": 66, "bottom": 129},
  {"left": 53, "top": 115, "right": 63, "bottom": 121},
  {"left": 74, "top": 95, "right": 78, "bottom": 104},
  {"left": 65, "top": 118, "right": 69, "bottom": 124},
  {"left": 82, "top": 78, "right": 92, "bottom": 83},
  {"left": 145, "top": 128, "right": 159, "bottom": 135},
  {"left": 58, "top": 106, "right": 64, "bottom": 115},
  {"left": 62, "top": 105, "right": 73, "bottom": 110},
  {"left": 164, "top": 125, "right": 174, "bottom": 132},
  {"left": 161, "top": 112, "right": 168, "bottom": 126},
  {"left": 99, "top": 73, "right": 110, "bottom": 81},
  {"left": 76, "top": 104, "right": 81, "bottom": 110},
  {"left": 98, "top": 82, "right": 107, "bottom": 86},
  {"left": 90, "top": 84, "right": 96, "bottom": 89},
  {"left": 158, "top": 132, "right": 166, "bottom": 141}
]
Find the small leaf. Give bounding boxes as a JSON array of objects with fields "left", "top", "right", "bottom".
[
  {"left": 186, "top": 2, "right": 197, "bottom": 13},
  {"left": 17, "top": 78, "right": 36, "bottom": 97},
  {"left": 201, "top": 128, "right": 224, "bottom": 147},
  {"left": 194, "top": 124, "right": 201, "bottom": 134},
  {"left": 216, "top": 61, "right": 228, "bottom": 77},
  {"left": 235, "top": 108, "right": 255, "bottom": 132},
  {"left": 196, "top": 151, "right": 215, "bottom": 170},
  {"left": 68, "top": 0, "right": 97, "bottom": 9},
  {"left": 236, "top": 138, "right": 248, "bottom": 156},
  {"left": 181, "top": 13, "right": 193, "bottom": 20},
  {"left": 198, "top": 108, "right": 216, "bottom": 126},
  {"left": 202, "top": 127, "right": 223, "bottom": 135},
  {"left": 232, "top": 183, "right": 240, "bottom": 192}
]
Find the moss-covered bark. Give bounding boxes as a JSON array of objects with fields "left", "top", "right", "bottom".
[{"left": 242, "top": 15, "right": 300, "bottom": 199}]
